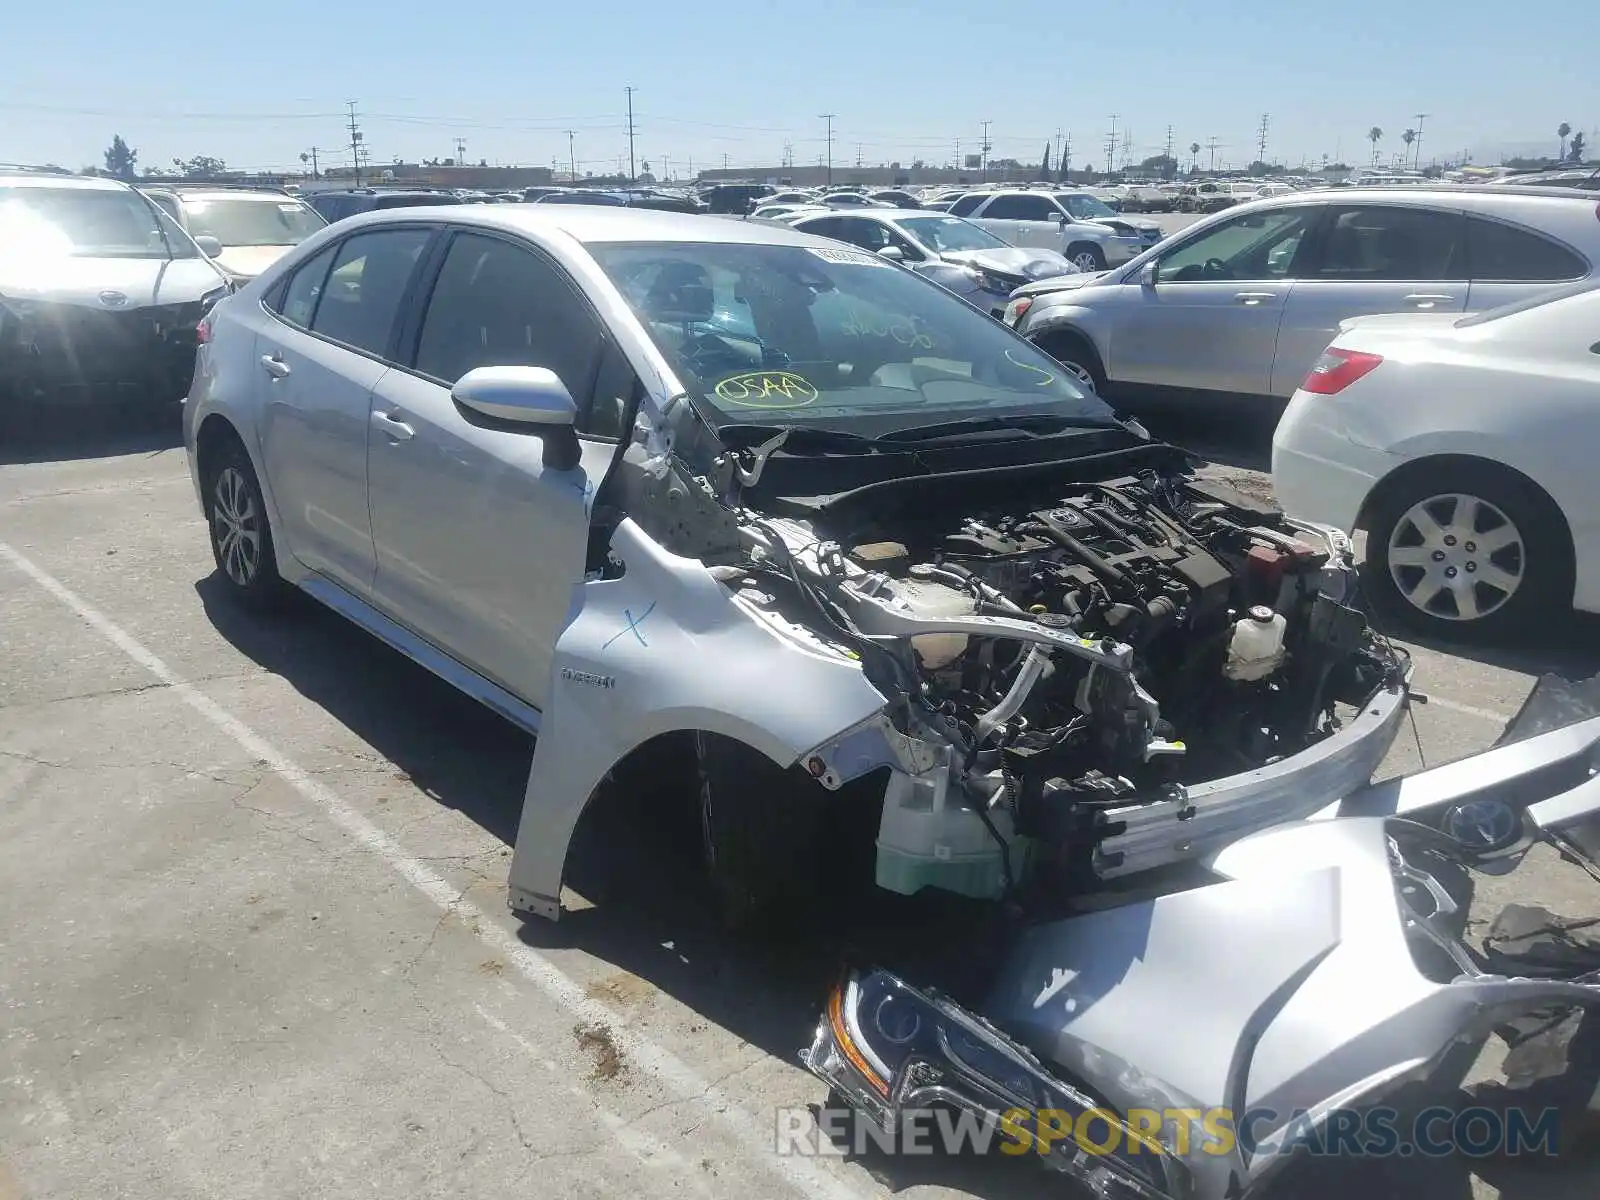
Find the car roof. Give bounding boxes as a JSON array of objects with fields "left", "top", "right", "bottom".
[
  {"left": 333, "top": 203, "right": 853, "bottom": 248},
  {"left": 0, "top": 172, "right": 130, "bottom": 191},
  {"left": 171, "top": 188, "right": 301, "bottom": 202}
]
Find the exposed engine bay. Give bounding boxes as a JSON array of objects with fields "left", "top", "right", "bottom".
[{"left": 641, "top": 443, "right": 1409, "bottom": 904}]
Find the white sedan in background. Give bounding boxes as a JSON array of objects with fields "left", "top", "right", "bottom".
[{"left": 1272, "top": 280, "right": 1600, "bottom": 640}]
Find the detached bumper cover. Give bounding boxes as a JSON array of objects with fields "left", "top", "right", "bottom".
[{"left": 0, "top": 297, "right": 207, "bottom": 401}]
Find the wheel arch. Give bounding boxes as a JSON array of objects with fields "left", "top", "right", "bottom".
[{"left": 193, "top": 409, "right": 297, "bottom": 582}]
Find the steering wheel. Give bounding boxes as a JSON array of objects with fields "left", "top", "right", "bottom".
[{"left": 1202, "top": 257, "right": 1233, "bottom": 280}]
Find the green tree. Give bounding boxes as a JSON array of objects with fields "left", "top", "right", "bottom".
[
  {"left": 1558, "top": 122, "right": 1572, "bottom": 159},
  {"left": 1569, "top": 131, "right": 1587, "bottom": 162},
  {"left": 1401, "top": 128, "right": 1416, "bottom": 167},
  {"left": 1188, "top": 142, "right": 1201, "bottom": 172},
  {"left": 1367, "top": 127, "right": 1384, "bottom": 164},
  {"left": 103, "top": 134, "right": 138, "bottom": 181},
  {"left": 172, "top": 155, "right": 227, "bottom": 178}
]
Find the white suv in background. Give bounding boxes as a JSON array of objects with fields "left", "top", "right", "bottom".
[{"left": 142, "top": 186, "right": 326, "bottom": 285}]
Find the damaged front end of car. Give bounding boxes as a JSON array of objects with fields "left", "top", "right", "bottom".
[{"left": 804, "top": 684, "right": 1600, "bottom": 1200}]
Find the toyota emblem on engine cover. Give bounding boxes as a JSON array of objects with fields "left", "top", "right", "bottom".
[{"left": 98, "top": 290, "right": 128, "bottom": 308}]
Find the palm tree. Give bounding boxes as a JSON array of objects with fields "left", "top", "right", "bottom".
[
  {"left": 1401, "top": 128, "right": 1416, "bottom": 168},
  {"left": 1558, "top": 122, "right": 1573, "bottom": 159},
  {"left": 1367, "top": 127, "right": 1384, "bottom": 165},
  {"left": 1189, "top": 141, "right": 1200, "bottom": 172}
]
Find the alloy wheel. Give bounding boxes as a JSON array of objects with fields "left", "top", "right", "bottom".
[
  {"left": 1386, "top": 492, "right": 1525, "bottom": 622},
  {"left": 212, "top": 466, "right": 262, "bottom": 587},
  {"left": 1070, "top": 250, "right": 1101, "bottom": 271}
]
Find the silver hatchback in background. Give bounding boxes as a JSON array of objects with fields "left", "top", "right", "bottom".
[{"left": 1006, "top": 185, "right": 1600, "bottom": 400}]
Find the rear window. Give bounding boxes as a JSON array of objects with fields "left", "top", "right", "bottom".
[
  {"left": 1464, "top": 217, "right": 1586, "bottom": 281},
  {"left": 374, "top": 194, "right": 459, "bottom": 209},
  {"left": 181, "top": 196, "right": 325, "bottom": 247}
]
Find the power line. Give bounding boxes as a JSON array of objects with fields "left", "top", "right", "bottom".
[
  {"left": 819, "top": 113, "right": 836, "bottom": 184},
  {"left": 625, "top": 86, "right": 638, "bottom": 184}
]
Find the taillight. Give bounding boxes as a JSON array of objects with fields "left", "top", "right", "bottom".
[
  {"left": 195, "top": 316, "right": 212, "bottom": 345},
  {"left": 1300, "top": 347, "right": 1383, "bottom": 395},
  {"left": 1004, "top": 296, "right": 1033, "bottom": 325}
]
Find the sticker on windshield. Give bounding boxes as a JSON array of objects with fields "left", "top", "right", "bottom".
[
  {"left": 278, "top": 203, "right": 303, "bottom": 212},
  {"left": 713, "top": 371, "right": 819, "bottom": 408},
  {"left": 806, "top": 246, "right": 892, "bottom": 268}
]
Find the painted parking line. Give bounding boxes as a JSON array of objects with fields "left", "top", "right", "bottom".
[
  {"left": 0, "top": 539, "right": 867, "bottom": 1200},
  {"left": 1420, "top": 693, "right": 1516, "bottom": 726}
]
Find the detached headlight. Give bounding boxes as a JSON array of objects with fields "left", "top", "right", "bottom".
[{"left": 803, "top": 969, "right": 1175, "bottom": 1197}]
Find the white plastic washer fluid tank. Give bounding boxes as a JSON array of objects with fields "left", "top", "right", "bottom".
[{"left": 1225, "top": 605, "right": 1287, "bottom": 682}]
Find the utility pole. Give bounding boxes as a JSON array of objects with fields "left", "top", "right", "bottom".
[
  {"left": 856, "top": 143, "right": 864, "bottom": 168},
  {"left": 1164, "top": 124, "right": 1174, "bottom": 166},
  {"left": 954, "top": 139, "right": 961, "bottom": 171},
  {"left": 782, "top": 140, "right": 794, "bottom": 169},
  {"left": 1413, "top": 113, "right": 1429, "bottom": 169},
  {"left": 819, "top": 113, "right": 836, "bottom": 184},
  {"left": 1206, "top": 137, "right": 1220, "bottom": 172},
  {"left": 301, "top": 147, "right": 320, "bottom": 180},
  {"left": 980, "top": 119, "right": 992, "bottom": 182},
  {"left": 625, "top": 86, "right": 638, "bottom": 184},
  {"left": 454, "top": 137, "right": 467, "bottom": 167},
  {"left": 1105, "top": 113, "right": 1119, "bottom": 175},
  {"left": 1121, "top": 130, "right": 1132, "bottom": 171},
  {"left": 345, "top": 100, "right": 364, "bottom": 188},
  {"left": 1054, "top": 127, "right": 1064, "bottom": 174},
  {"left": 1063, "top": 132, "right": 1072, "bottom": 176},
  {"left": 565, "top": 130, "right": 577, "bottom": 182},
  {"left": 1257, "top": 113, "right": 1270, "bottom": 165},
  {"left": 723, "top": 153, "right": 730, "bottom": 171}
]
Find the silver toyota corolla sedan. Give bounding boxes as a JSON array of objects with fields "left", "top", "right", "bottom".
[{"left": 184, "top": 205, "right": 1409, "bottom": 940}]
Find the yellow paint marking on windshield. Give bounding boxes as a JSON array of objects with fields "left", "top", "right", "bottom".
[
  {"left": 839, "top": 306, "right": 935, "bottom": 349},
  {"left": 714, "top": 371, "right": 820, "bottom": 408},
  {"left": 1005, "top": 347, "right": 1059, "bottom": 387}
]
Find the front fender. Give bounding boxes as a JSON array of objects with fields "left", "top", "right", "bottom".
[{"left": 506, "top": 517, "right": 890, "bottom": 919}]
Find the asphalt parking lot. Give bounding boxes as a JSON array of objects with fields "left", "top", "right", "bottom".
[{"left": 3, "top": 290, "right": 1599, "bottom": 1198}]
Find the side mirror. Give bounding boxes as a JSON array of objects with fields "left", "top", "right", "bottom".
[
  {"left": 1055, "top": 211, "right": 1070, "bottom": 224},
  {"left": 1138, "top": 260, "right": 1158, "bottom": 287},
  {"left": 876, "top": 245, "right": 905, "bottom": 262},
  {"left": 193, "top": 235, "right": 224, "bottom": 258},
  {"left": 451, "top": 365, "right": 580, "bottom": 469}
]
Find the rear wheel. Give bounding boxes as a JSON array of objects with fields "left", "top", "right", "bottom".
[
  {"left": 1065, "top": 242, "right": 1107, "bottom": 272},
  {"left": 204, "top": 438, "right": 284, "bottom": 609},
  {"left": 1032, "top": 331, "right": 1107, "bottom": 394},
  {"left": 1361, "top": 459, "right": 1572, "bottom": 642}
]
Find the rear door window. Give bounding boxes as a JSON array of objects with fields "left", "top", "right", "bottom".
[
  {"left": 1306, "top": 206, "right": 1466, "bottom": 281},
  {"left": 1465, "top": 217, "right": 1587, "bottom": 281},
  {"left": 981, "top": 194, "right": 1058, "bottom": 221},
  {"left": 948, "top": 194, "right": 985, "bottom": 217},
  {"left": 270, "top": 243, "right": 338, "bottom": 327},
  {"left": 308, "top": 227, "right": 431, "bottom": 356}
]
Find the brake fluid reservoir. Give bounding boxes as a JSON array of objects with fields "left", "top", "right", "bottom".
[{"left": 1225, "top": 605, "right": 1287, "bottom": 682}]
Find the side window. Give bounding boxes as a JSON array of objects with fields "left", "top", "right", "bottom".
[
  {"left": 835, "top": 219, "right": 890, "bottom": 252},
  {"left": 948, "top": 194, "right": 985, "bottom": 217},
  {"left": 271, "top": 243, "right": 337, "bottom": 327},
  {"left": 309, "top": 227, "right": 430, "bottom": 355},
  {"left": 800, "top": 217, "right": 845, "bottom": 239},
  {"left": 1308, "top": 206, "right": 1465, "bottom": 281},
  {"left": 1155, "top": 208, "right": 1316, "bottom": 282},
  {"left": 1465, "top": 217, "right": 1586, "bottom": 282},
  {"left": 982, "top": 194, "right": 1056, "bottom": 221},
  {"left": 413, "top": 232, "right": 604, "bottom": 414}
]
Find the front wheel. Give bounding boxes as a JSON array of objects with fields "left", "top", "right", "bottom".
[
  {"left": 1361, "top": 461, "right": 1572, "bottom": 641},
  {"left": 204, "top": 439, "right": 284, "bottom": 608},
  {"left": 1033, "top": 331, "right": 1107, "bottom": 395},
  {"left": 1065, "top": 242, "right": 1107, "bottom": 272}
]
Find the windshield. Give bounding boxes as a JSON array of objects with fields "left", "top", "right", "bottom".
[
  {"left": 180, "top": 196, "right": 325, "bottom": 247},
  {"left": 0, "top": 186, "right": 196, "bottom": 260},
  {"left": 1054, "top": 193, "right": 1116, "bottom": 219},
  {"left": 590, "top": 240, "right": 1118, "bottom": 430},
  {"left": 895, "top": 215, "right": 1008, "bottom": 252}
]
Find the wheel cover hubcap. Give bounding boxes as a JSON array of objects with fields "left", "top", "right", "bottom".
[
  {"left": 1071, "top": 251, "right": 1100, "bottom": 271},
  {"left": 1387, "top": 492, "right": 1524, "bottom": 622},
  {"left": 213, "top": 467, "right": 261, "bottom": 586}
]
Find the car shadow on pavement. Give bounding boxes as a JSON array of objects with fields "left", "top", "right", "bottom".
[
  {"left": 1128, "top": 399, "right": 1283, "bottom": 475},
  {"left": 0, "top": 405, "right": 184, "bottom": 466},
  {"left": 1385, "top": 612, "right": 1600, "bottom": 683}
]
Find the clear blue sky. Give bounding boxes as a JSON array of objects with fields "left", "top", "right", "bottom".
[{"left": 5, "top": 0, "right": 1594, "bottom": 177}]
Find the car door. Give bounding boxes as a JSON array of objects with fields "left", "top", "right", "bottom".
[
  {"left": 1269, "top": 203, "right": 1469, "bottom": 395},
  {"left": 972, "top": 194, "right": 1059, "bottom": 249},
  {"left": 1113, "top": 205, "right": 1318, "bottom": 396},
  {"left": 255, "top": 225, "right": 433, "bottom": 594},
  {"left": 365, "top": 229, "right": 628, "bottom": 709},
  {"left": 1463, "top": 214, "right": 1591, "bottom": 311}
]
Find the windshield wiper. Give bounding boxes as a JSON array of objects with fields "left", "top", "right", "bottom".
[{"left": 875, "top": 412, "right": 1125, "bottom": 443}]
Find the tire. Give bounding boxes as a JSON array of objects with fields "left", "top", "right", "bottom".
[
  {"left": 1360, "top": 459, "right": 1572, "bottom": 642},
  {"left": 696, "top": 733, "right": 829, "bottom": 935},
  {"left": 1065, "top": 242, "right": 1107, "bottom": 272},
  {"left": 203, "top": 437, "right": 284, "bottom": 609},
  {"left": 1032, "top": 330, "right": 1107, "bottom": 395}
]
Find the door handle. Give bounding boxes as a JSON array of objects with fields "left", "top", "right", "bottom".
[
  {"left": 259, "top": 353, "right": 291, "bottom": 379},
  {"left": 1235, "top": 291, "right": 1276, "bottom": 305},
  {"left": 371, "top": 410, "right": 414, "bottom": 441},
  {"left": 1404, "top": 293, "right": 1455, "bottom": 308}
]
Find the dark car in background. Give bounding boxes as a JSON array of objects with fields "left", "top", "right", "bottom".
[
  {"left": 306, "top": 189, "right": 464, "bottom": 223},
  {"left": 700, "top": 182, "right": 775, "bottom": 214}
]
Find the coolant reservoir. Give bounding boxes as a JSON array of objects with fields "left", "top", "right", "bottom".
[
  {"left": 1224, "top": 605, "right": 1287, "bottom": 682},
  {"left": 891, "top": 572, "right": 977, "bottom": 669},
  {"left": 875, "top": 751, "right": 1013, "bottom": 901}
]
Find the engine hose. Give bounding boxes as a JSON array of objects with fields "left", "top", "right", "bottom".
[{"left": 1019, "top": 516, "right": 1144, "bottom": 607}]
